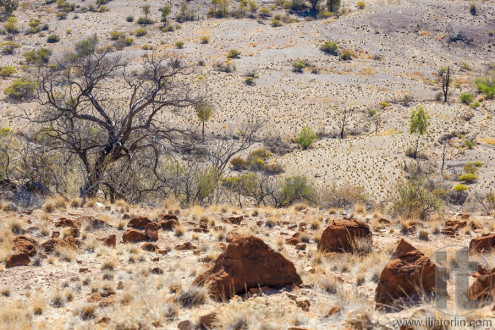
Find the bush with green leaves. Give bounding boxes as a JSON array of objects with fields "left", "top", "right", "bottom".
[
  {"left": 3, "top": 78, "right": 37, "bottom": 101},
  {"left": 453, "top": 184, "right": 468, "bottom": 192},
  {"left": 245, "top": 76, "right": 255, "bottom": 86},
  {"left": 23, "top": 48, "right": 51, "bottom": 64},
  {"left": 226, "top": 49, "right": 241, "bottom": 59},
  {"left": 47, "top": 34, "right": 60, "bottom": 43},
  {"left": 230, "top": 157, "right": 247, "bottom": 171},
  {"left": 390, "top": 178, "right": 441, "bottom": 220},
  {"left": 320, "top": 41, "right": 339, "bottom": 55},
  {"left": 246, "top": 148, "right": 271, "bottom": 170},
  {"left": 475, "top": 77, "right": 495, "bottom": 99},
  {"left": 259, "top": 7, "right": 271, "bottom": 17},
  {"left": 292, "top": 59, "right": 306, "bottom": 73},
  {"left": 110, "top": 31, "right": 124, "bottom": 40},
  {"left": 1, "top": 41, "right": 19, "bottom": 55},
  {"left": 200, "top": 36, "right": 210, "bottom": 44},
  {"left": 459, "top": 93, "right": 473, "bottom": 105},
  {"left": 0, "top": 66, "right": 16, "bottom": 78},
  {"left": 464, "top": 139, "right": 475, "bottom": 149},
  {"left": 295, "top": 126, "right": 317, "bottom": 150},
  {"left": 137, "top": 17, "right": 154, "bottom": 25},
  {"left": 271, "top": 19, "right": 282, "bottom": 27},
  {"left": 280, "top": 176, "right": 317, "bottom": 206},
  {"left": 126, "top": 15, "right": 134, "bottom": 22},
  {"left": 459, "top": 173, "right": 477, "bottom": 183},
  {"left": 135, "top": 27, "right": 147, "bottom": 37},
  {"left": 3, "top": 16, "right": 18, "bottom": 34},
  {"left": 340, "top": 49, "right": 353, "bottom": 61}
]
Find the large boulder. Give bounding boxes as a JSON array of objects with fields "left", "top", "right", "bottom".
[
  {"left": 6, "top": 253, "right": 30, "bottom": 267},
  {"left": 127, "top": 216, "right": 151, "bottom": 230},
  {"left": 468, "top": 266, "right": 495, "bottom": 301},
  {"left": 375, "top": 239, "right": 437, "bottom": 309},
  {"left": 13, "top": 235, "right": 37, "bottom": 256},
  {"left": 122, "top": 229, "right": 148, "bottom": 243},
  {"left": 441, "top": 220, "right": 467, "bottom": 237},
  {"left": 469, "top": 234, "right": 495, "bottom": 253},
  {"left": 317, "top": 219, "right": 372, "bottom": 253},
  {"left": 193, "top": 235, "right": 301, "bottom": 299}
]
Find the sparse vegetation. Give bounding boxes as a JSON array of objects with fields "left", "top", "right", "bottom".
[{"left": 295, "top": 126, "right": 318, "bottom": 150}]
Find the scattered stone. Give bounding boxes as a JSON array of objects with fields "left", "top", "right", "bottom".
[
  {"left": 199, "top": 312, "right": 217, "bottom": 329},
  {"left": 296, "top": 299, "right": 311, "bottom": 311},
  {"left": 151, "top": 267, "right": 163, "bottom": 274},
  {"left": 13, "top": 235, "right": 37, "bottom": 256},
  {"left": 317, "top": 219, "right": 372, "bottom": 253},
  {"left": 161, "top": 219, "right": 179, "bottom": 231},
  {"left": 226, "top": 215, "right": 243, "bottom": 224},
  {"left": 101, "top": 234, "right": 116, "bottom": 248},
  {"left": 87, "top": 293, "right": 103, "bottom": 303},
  {"left": 441, "top": 220, "right": 467, "bottom": 237},
  {"left": 144, "top": 223, "right": 159, "bottom": 241},
  {"left": 176, "top": 242, "right": 197, "bottom": 251},
  {"left": 295, "top": 243, "right": 306, "bottom": 250},
  {"left": 193, "top": 235, "right": 302, "bottom": 299},
  {"left": 141, "top": 242, "right": 157, "bottom": 252},
  {"left": 177, "top": 320, "right": 193, "bottom": 330},
  {"left": 55, "top": 218, "right": 79, "bottom": 228},
  {"left": 327, "top": 305, "right": 342, "bottom": 316}
]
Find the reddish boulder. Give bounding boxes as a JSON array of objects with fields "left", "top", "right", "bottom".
[
  {"left": 141, "top": 243, "right": 158, "bottom": 252},
  {"left": 127, "top": 216, "right": 151, "bottom": 230},
  {"left": 469, "top": 234, "right": 495, "bottom": 253},
  {"left": 161, "top": 219, "right": 179, "bottom": 231},
  {"left": 225, "top": 229, "right": 240, "bottom": 243},
  {"left": 175, "top": 242, "right": 197, "bottom": 251},
  {"left": 55, "top": 217, "right": 79, "bottom": 228},
  {"left": 226, "top": 215, "right": 243, "bottom": 224},
  {"left": 122, "top": 229, "right": 148, "bottom": 243},
  {"left": 101, "top": 234, "right": 116, "bottom": 248},
  {"left": 375, "top": 239, "right": 437, "bottom": 309},
  {"left": 145, "top": 223, "right": 159, "bottom": 241},
  {"left": 193, "top": 235, "right": 302, "bottom": 299},
  {"left": 41, "top": 237, "right": 78, "bottom": 253},
  {"left": 13, "top": 235, "right": 37, "bottom": 256},
  {"left": 6, "top": 253, "right": 30, "bottom": 267},
  {"left": 441, "top": 220, "right": 467, "bottom": 237},
  {"left": 468, "top": 266, "right": 495, "bottom": 300},
  {"left": 317, "top": 219, "right": 372, "bottom": 253},
  {"left": 158, "top": 214, "right": 178, "bottom": 221}
]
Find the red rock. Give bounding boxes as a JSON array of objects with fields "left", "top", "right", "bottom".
[
  {"left": 468, "top": 267, "right": 495, "bottom": 300},
  {"left": 286, "top": 237, "right": 301, "bottom": 245},
  {"left": 161, "top": 219, "right": 179, "bottom": 231},
  {"left": 87, "top": 293, "right": 102, "bottom": 303},
  {"left": 199, "top": 312, "right": 217, "bottom": 329},
  {"left": 122, "top": 229, "right": 148, "bottom": 243},
  {"left": 296, "top": 299, "right": 310, "bottom": 311},
  {"left": 6, "top": 253, "right": 30, "bottom": 267},
  {"left": 145, "top": 223, "right": 159, "bottom": 241},
  {"left": 158, "top": 214, "right": 178, "bottom": 221},
  {"left": 141, "top": 242, "right": 157, "bottom": 252},
  {"left": 41, "top": 237, "right": 77, "bottom": 253},
  {"left": 178, "top": 320, "right": 193, "bottom": 330},
  {"left": 193, "top": 235, "right": 302, "bottom": 299},
  {"left": 317, "top": 219, "right": 372, "bottom": 253},
  {"left": 375, "top": 239, "right": 437, "bottom": 309},
  {"left": 175, "top": 242, "right": 196, "bottom": 251},
  {"left": 101, "top": 234, "right": 116, "bottom": 248},
  {"left": 226, "top": 215, "right": 243, "bottom": 224},
  {"left": 441, "top": 220, "right": 467, "bottom": 237},
  {"left": 127, "top": 216, "right": 151, "bottom": 229},
  {"left": 13, "top": 235, "right": 37, "bottom": 256},
  {"left": 52, "top": 231, "right": 60, "bottom": 238},
  {"left": 296, "top": 243, "right": 306, "bottom": 250},
  {"left": 327, "top": 305, "right": 342, "bottom": 316},
  {"left": 469, "top": 234, "right": 495, "bottom": 253},
  {"left": 226, "top": 229, "right": 240, "bottom": 243},
  {"left": 55, "top": 218, "right": 79, "bottom": 228}
]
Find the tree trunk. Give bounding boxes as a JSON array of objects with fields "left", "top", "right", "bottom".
[
  {"left": 81, "top": 151, "right": 108, "bottom": 199},
  {"left": 414, "top": 135, "right": 420, "bottom": 159},
  {"left": 202, "top": 120, "right": 205, "bottom": 142}
]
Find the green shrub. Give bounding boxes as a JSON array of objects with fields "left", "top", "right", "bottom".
[
  {"left": 3, "top": 17, "right": 19, "bottom": 34},
  {"left": 459, "top": 173, "right": 477, "bottom": 183},
  {"left": 460, "top": 93, "right": 473, "bottom": 105},
  {"left": 259, "top": 7, "right": 271, "bottom": 17},
  {"left": 161, "top": 25, "right": 175, "bottom": 32},
  {"left": 453, "top": 184, "right": 468, "bottom": 192},
  {"left": 175, "top": 41, "right": 184, "bottom": 49},
  {"left": 137, "top": 17, "right": 154, "bottom": 25},
  {"left": 390, "top": 178, "right": 441, "bottom": 220},
  {"left": 47, "top": 34, "right": 60, "bottom": 43},
  {"left": 469, "top": 3, "right": 476, "bottom": 16},
  {"left": 464, "top": 139, "right": 474, "bottom": 149},
  {"left": 295, "top": 126, "right": 317, "bottom": 150},
  {"left": 246, "top": 148, "right": 271, "bottom": 169},
  {"left": 3, "top": 79, "right": 37, "bottom": 101},
  {"left": 357, "top": 1, "right": 366, "bottom": 9},
  {"left": 126, "top": 16, "right": 134, "bottom": 22},
  {"left": 320, "top": 41, "right": 339, "bottom": 55},
  {"left": 245, "top": 77, "right": 255, "bottom": 86},
  {"left": 230, "top": 157, "right": 247, "bottom": 171},
  {"left": 340, "top": 49, "right": 353, "bottom": 61},
  {"left": 0, "top": 66, "right": 16, "bottom": 78},
  {"left": 292, "top": 60, "right": 306, "bottom": 73},
  {"left": 23, "top": 48, "right": 52, "bottom": 64},
  {"left": 226, "top": 49, "right": 241, "bottom": 59},
  {"left": 271, "top": 19, "right": 282, "bottom": 27},
  {"left": 280, "top": 176, "right": 316, "bottom": 206},
  {"left": 470, "top": 102, "right": 480, "bottom": 109},
  {"left": 135, "top": 28, "right": 147, "bottom": 37},
  {"left": 475, "top": 77, "right": 495, "bottom": 99},
  {"left": 1, "top": 42, "right": 20, "bottom": 55},
  {"left": 110, "top": 31, "right": 124, "bottom": 40},
  {"left": 200, "top": 36, "right": 210, "bottom": 44},
  {"left": 124, "top": 38, "right": 134, "bottom": 46}
]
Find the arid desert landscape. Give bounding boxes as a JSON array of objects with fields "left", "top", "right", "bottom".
[{"left": 0, "top": 0, "right": 495, "bottom": 328}]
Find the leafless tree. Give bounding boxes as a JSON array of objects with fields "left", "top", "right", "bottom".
[{"left": 25, "top": 35, "right": 206, "bottom": 201}]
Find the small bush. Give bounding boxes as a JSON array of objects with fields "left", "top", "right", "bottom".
[
  {"left": 459, "top": 173, "right": 477, "bottom": 183},
  {"left": 357, "top": 1, "right": 366, "bottom": 9},
  {"left": 0, "top": 66, "right": 16, "bottom": 78},
  {"left": 200, "top": 36, "right": 210, "bottom": 44},
  {"left": 23, "top": 48, "right": 52, "bottom": 64},
  {"left": 135, "top": 28, "right": 147, "bottom": 37},
  {"left": 390, "top": 178, "right": 441, "bottom": 220},
  {"left": 1, "top": 41, "right": 20, "bottom": 55},
  {"left": 174, "top": 286, "right": 208, "bottom": 308},
  {"left": 453, "top": 184, "right": 468, "bottom": 192},
  {"left": 246, "top": 148, "right": 271, "bottom": 169},
  {"left": 124, "top": 38, "right": 134, "bottom": 46},
  {"left": 475, "top": 77, "right": 495, "bottom": 99},
  {"left": 3, "top": 17, "right": 19, "bottom": 34},
  {"left": 280, "top": 176, "right": 316, "bottom": 207},
  {"left": 259, "top": 7, "right": 271, "bottom": 17},
  {"left": 320, "top": 41, "right": 339, "bottom": 55},
  {"left": 137, "top": 17, "right": 154, "bottom": 25},
  {"left": 175, "top": 41, "right": 184, "bottom": 49},
  {"left": 161, "top": 25, "right": 175, "bottom": 32},
  {"left": 464, "top": 139, "right": 475, "bottom": 149},
  {"left": 271, "top": 19, "right": 282, "bottom": 27},
  {"left": 230, "top": 157, "right": 247, "bottom": 171},
  {"left": 4, "top": 78, "right": 37, "bottom": 101},
  {"left": 469, "top": 4, "right": 476, "bottom": 16},
  {"left": 226, "top": 49, "right": 241, "bottom": 59},
  {"left": 126, "top": 16, "right": 134, "bottom": 22},
  {"left": 292, "top": 60, "right": 306, "bottom": 73},
  {"left": 460, "top": 93, "right": 474, "bottom": 105},
  {"left": 47, "top": 34, "right": 60, "bottom": 43},
  {"left": 110, "top": 31, "right": 124, "bottom": 40},
  {"left": 340, "top": 49, "right": 354, "bottom": 61},
  {"left": 470, "top": 102, "right": 480, "bottom": 109},
  {"left": 295, "top": 126, "right": 317, "bottom": 150}
]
